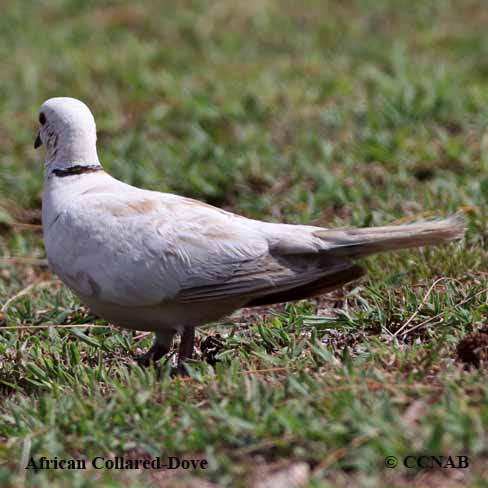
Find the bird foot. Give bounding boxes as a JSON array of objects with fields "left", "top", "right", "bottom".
[{"left": 136, "top": 343, "right": 170, "bottom": 367}]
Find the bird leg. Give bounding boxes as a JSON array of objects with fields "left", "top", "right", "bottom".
[
  {"left": 176, "top": 326, "right": 195, "bottom": 375},
  {"left": 136, "top": 330, "right": 175, "bottom": 367}
]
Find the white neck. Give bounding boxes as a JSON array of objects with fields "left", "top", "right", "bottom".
[
  {"left": 43, "top": 121, "right": 101, "bottom": 175},
  {"left": 44, "top": 143, "right": 101, "bottom": 172}
]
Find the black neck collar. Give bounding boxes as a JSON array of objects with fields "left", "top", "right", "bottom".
[{"left": 51, "top": 165, "right": 102, "bottom": 177}]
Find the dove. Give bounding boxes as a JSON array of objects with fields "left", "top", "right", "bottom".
[{"left": 36, "top": 97, "right": 464, "bottom": 372}]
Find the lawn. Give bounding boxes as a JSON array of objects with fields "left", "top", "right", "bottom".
[{"left": 1, "top": 0, "right": 488, "bottom": 486}]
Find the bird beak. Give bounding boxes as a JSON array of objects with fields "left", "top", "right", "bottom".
[{"left": 34, "top": 132, "right": 42, "bottom": 149}]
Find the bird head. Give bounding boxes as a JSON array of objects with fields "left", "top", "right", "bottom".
[{"left": 35, "top": 97, "right": 100, "bottom": 169}]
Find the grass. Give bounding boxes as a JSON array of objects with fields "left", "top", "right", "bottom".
[{"left": 1, "top": 0, "right": 488, "bottom": 486}]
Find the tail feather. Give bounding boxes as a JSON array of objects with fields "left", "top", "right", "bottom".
[
  {"left": 314, "top": 214, "right": 465, "bottom": 259},
  {"left": 246, "top": 214, "right": 464, "bottom": 308}
]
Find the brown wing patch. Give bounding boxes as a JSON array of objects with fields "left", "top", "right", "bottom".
[
  {"left": 203, "top": 225, "right": 239, "bottom": 240},
  {"left": 97, "top": 199, "right": 158, "bottom": 217}
]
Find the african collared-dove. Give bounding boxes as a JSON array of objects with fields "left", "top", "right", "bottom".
[{"left": 36, "top": 97, "right": 464, "bottom": 371}]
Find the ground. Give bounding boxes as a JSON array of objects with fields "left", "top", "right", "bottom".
[{"left": 1, "top": 0, "right": 488, "bottom": 487}]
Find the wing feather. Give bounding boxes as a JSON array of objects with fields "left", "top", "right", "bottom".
[{"left": 67, "top": 190, "right": 357, "bottom": 306}]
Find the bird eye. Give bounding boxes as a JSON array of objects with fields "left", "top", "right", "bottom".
[{"left": 39, "top": 112, "right": 46, "bottom": 125}]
